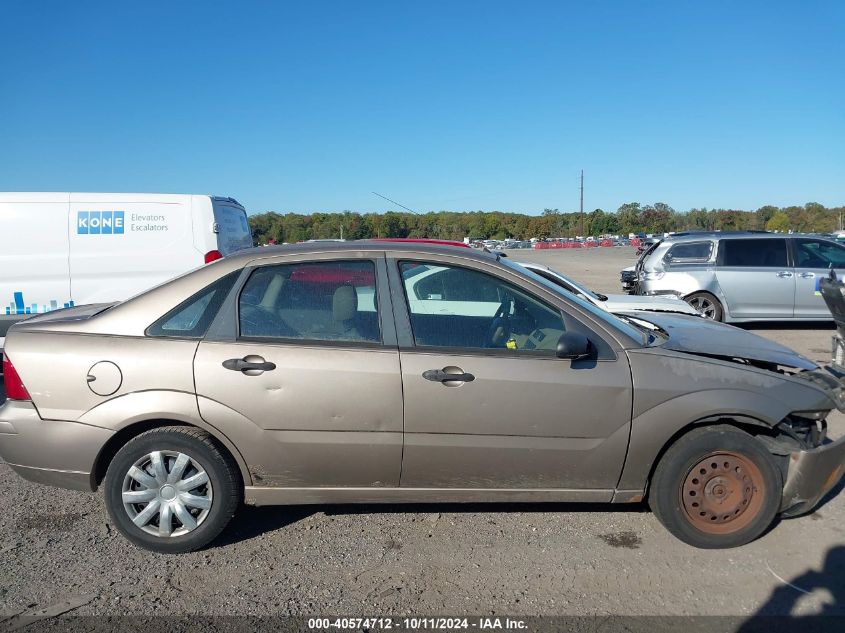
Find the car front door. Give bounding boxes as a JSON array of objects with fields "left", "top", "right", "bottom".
[
  {"left": 792, "top": 238, "right": 845, "bottom": 318},
  {"left": 389, "top": 255, "right": 634, "bottom": 499},
  {"left": 715, "top": 238, "right": 794, "bottom": 319},
  {"left": 193, "top": 253, "right": 404, "bottom": 487}
]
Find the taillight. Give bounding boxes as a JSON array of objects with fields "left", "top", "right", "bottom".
[
  {"left": 3, "top": 355, "right": 31, "bottom": 401},
  {"left": 204, "top": 250, "right": 223, "bottom": 264}
]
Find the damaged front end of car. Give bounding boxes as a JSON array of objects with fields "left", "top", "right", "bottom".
[{"left": 771, "top": 271, "right": 845, "bottom": 515}]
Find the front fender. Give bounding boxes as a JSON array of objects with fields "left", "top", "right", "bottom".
[
  {"left": 616, "top": 388, "right": 788, "bottom": 491},
  {"left": 617, "top": 349, "right": 833, "bottom": 492}
]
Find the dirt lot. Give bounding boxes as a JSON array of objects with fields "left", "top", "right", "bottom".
[{"left": 1, "top": 247, "right": 843, "bottom": 621}]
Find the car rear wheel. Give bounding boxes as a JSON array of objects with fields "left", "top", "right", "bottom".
[
  {"left": 684, "top": 292, "right": 723, "bottom": 321},
  {"left": 104, "top": 426, "right": 241, "bottom": 553},
  {"left": 649, "top": 426, "right": 781, "bottom": 549}
]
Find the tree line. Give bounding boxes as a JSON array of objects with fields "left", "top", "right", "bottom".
[{"left": 248, "top": 202, "right": 845, "bottom": 244}]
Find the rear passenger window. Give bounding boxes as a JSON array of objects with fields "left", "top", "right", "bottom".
[
  {"left": 720, "top": 239, "right": 788, "bottom": 268},
  {"left": 238, "top": 260, "right": 380, "bottom": 343},
  {"left": 147, "top": 271, "right": 239, "bottom": 339},
  {"left": 665, "top": 241, "right": 713, "bottom": 263}
]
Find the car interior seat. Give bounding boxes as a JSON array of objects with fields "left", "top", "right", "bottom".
[{"left": 330, "top": 285, "right": 362, "bottom": 340}]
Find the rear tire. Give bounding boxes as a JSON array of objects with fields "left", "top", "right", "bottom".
[
  {"left": 104, "top": 426, "right": 241, "bottom": 554},
  {"left": 684, "top": 292, "right": 724, "bottom": 321},
  {"left": 649, "top": 426, "right": 781, "bottom": 549}
]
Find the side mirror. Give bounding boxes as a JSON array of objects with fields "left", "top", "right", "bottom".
[{"left": 556, "top": 332, "right": 592, "bottom": 360}]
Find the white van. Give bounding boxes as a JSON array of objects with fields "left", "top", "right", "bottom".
[{"left": 0, "top": 192, "right": 253, "bottom": 354}]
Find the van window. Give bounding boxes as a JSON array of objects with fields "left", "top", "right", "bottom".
[
  {"left": 720, "top": 239, "right": 788, "bottom": 268},
  {"left": 794, "top": 238, "right": 845, "bottom": 269},
  {"left": 213, "top": 203, "right": 253, "bottom": 255},
  {"left": 665, "top": 241, "right": 713, "bottom": 263}
]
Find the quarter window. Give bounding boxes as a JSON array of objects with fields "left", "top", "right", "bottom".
[
  {"left": 238, "top": 261, "right": 380, "bottom": 343},
  {"left": 400, "top": 262, "right": 565, "bottom": 351},
  {"left": 147, "top": 271, "right": 239, "bottom": 339},
  {"left": 794, "top": 239, "right": 845, "bottom": 269},
  {"left": 720, "top": 239, "right": 788, "bottom": 268},
  {"left": 665, "top": 241, "right": 713, "bottom": 263}
]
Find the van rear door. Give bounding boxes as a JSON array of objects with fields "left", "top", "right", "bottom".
[{"left": 211, "top": 198, "right": 253, "bottom": 255}]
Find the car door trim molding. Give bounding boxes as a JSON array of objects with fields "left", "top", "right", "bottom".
[{"left": 244, "top": 486, "right": 615, "bottom": 506}]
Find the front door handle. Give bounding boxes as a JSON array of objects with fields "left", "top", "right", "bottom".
[
  {"left": 799, "top": 272, "right": 815, "bottom": 279},
  {"left": 423, "top": 368, "right": 475, "bottom": 383},
  {"left": 776, "top": 271, "right": 793, "bottom": 278},
  {"left": 222, "top": 357, "right": 276, "bottom": 373}
]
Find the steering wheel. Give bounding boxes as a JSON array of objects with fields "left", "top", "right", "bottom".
[
  {"left": 240, "top": 304, "right": 297, "bottom": 338},
  {"left": 487, "top": 298, "right": 513, "bottom": 348}
]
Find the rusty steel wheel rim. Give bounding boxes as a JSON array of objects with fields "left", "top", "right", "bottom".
[{"left": 681, "top": 451, "right": 765, "bottom": 534}]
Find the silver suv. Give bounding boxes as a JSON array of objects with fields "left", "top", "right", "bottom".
[{"left": 631, "top": 232, "right": 845, "bottom": 322}]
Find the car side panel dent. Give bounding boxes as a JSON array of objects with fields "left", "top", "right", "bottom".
[{"left": 617, "top": 349, "right": 832, "bottom": 491}]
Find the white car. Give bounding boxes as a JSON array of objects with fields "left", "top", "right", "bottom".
[
  {"left": 518, "top": 262, "right": 700, "bottom": 317},
  {"left": 0, "top": 192, "right": 253, "bottom": 354}
]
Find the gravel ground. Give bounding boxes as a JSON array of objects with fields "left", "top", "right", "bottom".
[{"left": 1, "top": 247, "right": 843, "bottom": 621}]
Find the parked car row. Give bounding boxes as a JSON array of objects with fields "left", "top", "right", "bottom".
[
  {"left": 2, "top": 241, "right": 844, "bottom": 555},
  {"left": 622, "top": 231, "right": 845, "bottom": 322}
]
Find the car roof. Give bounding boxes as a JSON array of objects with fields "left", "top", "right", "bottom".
[
  {"left": 659, "top": 231, "right": 843, "bottom": 245},
  {"left": 230, "top": 240, "right": 498, "bottom": 265},
  {"left": 658, "top": 231, "right": 779, "bottom": 244}
]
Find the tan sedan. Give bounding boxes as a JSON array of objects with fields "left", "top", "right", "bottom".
[{"left": 1, "top": 242, "right": 843, "bottom": 553}]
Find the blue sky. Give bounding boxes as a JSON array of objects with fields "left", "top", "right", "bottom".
[{"left": 1, "top": 1, "right": 842, "bottom": 215}]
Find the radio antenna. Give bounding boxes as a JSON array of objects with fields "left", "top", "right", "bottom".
[{"left": 372, "top": 191, "right": 419, "bottom": 214}]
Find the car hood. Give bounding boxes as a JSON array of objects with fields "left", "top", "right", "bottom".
[
  {"left": 628, "top": 312, "right": 818, "bottom": 370},
  {"left": 603, "top": 294, "right": 699, "bottom": 315}
]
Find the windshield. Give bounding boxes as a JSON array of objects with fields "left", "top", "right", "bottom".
[{"left": 502, "top": 259, "right": 645, "bottom": 344}]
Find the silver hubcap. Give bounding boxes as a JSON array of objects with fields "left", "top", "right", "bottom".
[
  {"left": 687, "top": 296, "right": 718, "bottom": 320},
  {"left": 122, "top": 450, "right": 213, "bottom": 537}
]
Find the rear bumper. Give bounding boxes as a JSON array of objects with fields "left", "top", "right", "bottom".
[
  {"left": 781, "top": 434, "right": 845, "bottom": 516},
  {"left": 0, "top": 400, "right": 113, "bottom": 491}
]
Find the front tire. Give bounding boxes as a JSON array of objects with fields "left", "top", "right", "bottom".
[
  {"left": 684, "top": 291, "right": 724, "bottom": 321},
  {"left": 104, "top": 426, "right": 241, "bottom": 554},
  {"left": 649, "top": 426, "right": 781, "bottom": 549}
]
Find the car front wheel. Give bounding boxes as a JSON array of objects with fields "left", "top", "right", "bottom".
[
  {"left": 684, "top": 292, "right": 724, "bottom": 321},
  {"left": 104, "top": 426, "right": 241, "bottom": 553},
  {"left": 649, "top": 426, "right": 782, "bottom": 549}
]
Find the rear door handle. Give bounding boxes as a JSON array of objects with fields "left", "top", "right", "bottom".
[
  {"left": 222, "top": 357, "right": 276, "bottom": 373},
  {"left": 423, "top": 368, "right": 475, "bottom": 383},
  {"left": 776, "top": 271, "right": 793, "bottom": 278},
  {"left": 799, "top": 272, "right": 815, "bottom": 279}
]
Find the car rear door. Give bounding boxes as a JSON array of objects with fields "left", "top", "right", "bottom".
[
  {"left": 192, "top": 252, "right": 404, "bottom": 487},
  {"left": 792, "top": 237, "right": 845, "bottom": 318},
  {"left": 714, "top": 238, "right": 794, "bottom": 319},
  {"left": 388, "top": 253, "right": 634, "bottom": 498}
]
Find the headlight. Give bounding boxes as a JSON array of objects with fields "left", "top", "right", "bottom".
[{"left": 642, "top": 271, "right": 665, "bottom": 280}]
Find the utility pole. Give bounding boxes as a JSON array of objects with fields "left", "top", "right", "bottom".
[{"left": 579, "top": 170, "right": 584, "bottom": 236}]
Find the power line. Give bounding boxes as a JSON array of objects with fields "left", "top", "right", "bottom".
[{"left": 371, "top": 191, "right": 419, "bottom": 214}]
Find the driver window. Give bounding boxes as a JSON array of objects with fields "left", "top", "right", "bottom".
[
  {"left": 238, "top": 260, "right": 380, "bottom": 343},
  {"left": 794, "top": 239, "right": 845, "bottom": 269},
  {"left": 399, "top": 261, "right": 566, "bottom": 351}
]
